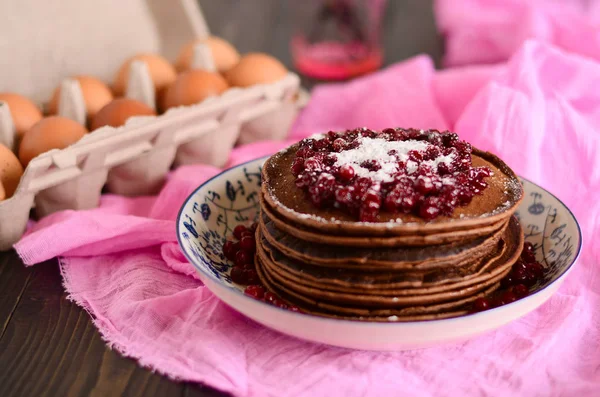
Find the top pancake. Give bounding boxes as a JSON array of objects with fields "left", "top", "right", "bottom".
[{"left": 262, "top": 143, "right": 523, "bottom": 236}]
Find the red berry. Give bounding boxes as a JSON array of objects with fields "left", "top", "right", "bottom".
[
  {"left": 419, "top": 197, "right": 441, "bottom": 220},
  {"left": 240, "top": 231, "right": 253, "bottom": 240},
  {"left": 415, "top": 175, "right": 435, "bottom": 194},
  {"left": 230, "top": 267, "right": 245, "bottom": 284},
  {"left": 313, "top": 139, "right": 329, "bottom": 151},
  {"left": 522, "top": 270, "right": 538, "bottom": 287},
  {"left": 264, "top": 292, "right": 277, "bottom": 305},
  {"left": 501, "top": 272, "right": 515, "bottom": 288},
  {"left": 512, "top": 284, "right": 529, "bottom": 299},
  {"left": 274, "top": 300, "right": 288, "bottom": 309},
  {"left": 408, "top": 150, "right": 423, "bottom": 162},
  {"left": 304, "top": 158, "right": 322, "bottom": 172},
  {"left": 423, "top": 146, "right": 441, "bottom": 161},
  {"left": 521, "top": 250, "right": 537, "bottom": 264},
  {"left": 244, "top": 285, "right": 265, "bottom": 299},
  {"left": 528, "top": 262, "right": 544, "bottom": 279},
  {"left": 360, "top": 160, "right": 381, "bottom": 171},
  {"left": 222, "top": 241, "right": 237, "bottom": 261},
  {"left": 295, "top": 173, "right": 313, "bottom": 188},
  {"left": 240, "top": 236, "right": 256, "bottom": 252},
  {"left": 287, "top": 306, "right": 301, "bottom": 312},
  {"left": 244, "top": 269, "right": 259, "bottom": 285},
  {"left": 338, "top": 164, "right": 355, "bottom": 182},
  {"left": 291, "top": 157, "right": 305, "bottom": 176},
  {"left": 296, "top": 146, "right": 314, "bottom": 159},
  {"left": 512, "top": 260, "right": 528, "bottom": 273},
  {"left": 250, "top": 222, "right": 258, "bottom": 233},
  {"left": 233, "top": 225, "right": 248, "bottom": 240},
  {"left": 512, "top": 268, "right": 529, "bottom": 284},
  {"left": 241, "top": 262, "right": 255, "bottom": 271},
  {"left": 332, "top": 138, "right": 347, "bottom": 152},
  {"left": 437, "top": 162, "right": 453, "bottom": 175},
  {"left": 235, "top": 250, "right": 252, "bottom": 267},
  {"left": 498, "top": 290, "right": 517, "bottom": 306},
  {"left": 472, "top": 298, "right": 491, "bottom": 312}
]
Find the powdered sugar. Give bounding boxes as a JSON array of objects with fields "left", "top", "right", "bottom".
[
  {"left": 332, "top": 137, "right": 455, "bottom": 183},
  {"left": 423, "top": 153, "right": 455, "bottom": 169},
  {"left": 308, "top": 132, "right": 326, "bottom": 140},
  {"left": 332, "top": 137, "right": 431, "bottom": 183},
  {"left": 406, "top": 161, "right": 419, "bottom": 174}
]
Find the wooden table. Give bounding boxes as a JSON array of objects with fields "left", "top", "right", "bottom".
[{"left": 0, "top": 1, "right": 441, "bottom": 396}]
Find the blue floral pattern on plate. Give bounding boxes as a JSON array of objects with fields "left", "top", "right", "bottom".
[
  {"left": 177, "top": 158, "right": 582, "bottom": 299},
  {"left": 178, "top": 162, "right": 263, "bottom": 287}
]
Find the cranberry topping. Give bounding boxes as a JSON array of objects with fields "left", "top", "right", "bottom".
[
  {"left": 498, "top": 290, "right": 517, "bottom": 305},
  {"left": 235, "top": 250, "right": 252, "bottom": 267},
  {"left": 512, "top": 284, "right": 529, "bottom": 299},
  {"left": 222, "top": 224, "right": 301, "bottom": 313},
  {"left": 240, "top": 235, "right": 256, "bottom": 252},
  {"left": 233, "top": 225, "right": 248, "bottom": 240},
  {"left": 245, "top": 285, "right": 265, "bottom": 299},
  {"left": 473, "top": 240, "right": 546, "bottom": 313},
  {"left": 292, "top": 128, "right": 493, "bottom": 222},
  {"left": 338, "top": 164, "right": 355, "bottom": 182},
  {"left": 222, "top": 241, "right": 237, "bottom": 261},
  {"left": 472, "top": 298, "right": 491, "bottom": 312},
  {"left": 244, "top": 269, "right": 259, "bottom": 285},
  {"left": 264, "top": 292, "right": 278, "bottom": 305},
  {"left": 230, "top": 267, "right": 246, "bottom": 284}
]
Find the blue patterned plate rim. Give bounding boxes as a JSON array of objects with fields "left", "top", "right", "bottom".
[{"left": 176, "top": 156, "right": 583, "bottom": 326}]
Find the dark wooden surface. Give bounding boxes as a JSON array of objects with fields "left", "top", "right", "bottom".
[{"left": 0, "top": 1, "right": 441, "bottom": 396}]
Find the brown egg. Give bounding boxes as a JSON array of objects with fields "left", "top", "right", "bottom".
[
  {"left": 113, "top": 54, "right": 177, "bottom": 99},
  {"left": 19, "top": 116, "right": 88, "bottom": 167},
  {"left": 225, "top": 53, "right": 287, "bottom": 88},
  {"left": 163, "top": 70, "right": 229, "bottom": 110},
  {"left": 176, "top": 36, "right": 241, "bottom": 73},
  {"left": 91, "top": 98, "right": 156, "bottom": 130},
  {"left": 47, "top": 76, "right": 114, "bottom": 122},
  {"left": 0, "top": 143, "right": 24, "bottom": 198},
  {"left": 0, "top": 93, "right": 43, "bottom": 138}
]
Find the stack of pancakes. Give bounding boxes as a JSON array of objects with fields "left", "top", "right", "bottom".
[{"left": 256, "top": 143, "right": 524, "bottom": 321}]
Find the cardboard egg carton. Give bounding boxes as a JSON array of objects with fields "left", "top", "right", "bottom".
[{"left": 0, "top": 0, "right": 303, "bottom": 250}]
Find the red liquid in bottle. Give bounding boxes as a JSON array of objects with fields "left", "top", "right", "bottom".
[
  {"left": 290, "top": 0, "right": 385, "bottom": 81},
  {"left": 292, "top": 36, "right": 383, "bottom": 80}
]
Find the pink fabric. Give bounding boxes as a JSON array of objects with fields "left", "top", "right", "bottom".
[
  {"left": 290, "top": 56, "right": 449, "bottom": 137},
  {"left": 14, "top": 40, "right": 600, "bottom": 396},
  {"left": 435, "top": 0, "right": 600, "bottom": 67}
]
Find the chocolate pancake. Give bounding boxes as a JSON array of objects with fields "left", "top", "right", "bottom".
[
  {"left": 260, "top": 209, "right": 507, "bottom": 269},
  {"left": 258, "top": 231, "right": 510, "bottom": 294},
  {"left": 254, "top": 216, "right": 523, "bottom": 318},
  {"left": 260, "top": 254, "right": 510, "bottom": 308},
  {"left": 260, "top": 198, "right": 508, "bottom": 247},
  {"left": 262, "top": 145, "right": 523, "bottom": 236},
  {"left": 257, "top": 217, "right": 521, "bottom": 294},
  {"left": 256, "top": 255, "right": 501, "bottom": 319}
]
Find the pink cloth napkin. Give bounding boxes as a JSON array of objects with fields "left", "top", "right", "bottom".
[
  {"left": 435, "top": 0, "right": 600, "bottom": 67},
  {"left": 15, "top": 40, "right": 600, "bottom": 396}
]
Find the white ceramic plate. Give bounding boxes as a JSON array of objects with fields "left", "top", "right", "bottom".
[{"left": 176, "top": 157, "right": 582, "bottom": 351}]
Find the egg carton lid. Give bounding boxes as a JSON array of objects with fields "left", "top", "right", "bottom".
[{"left": 0, "top": 0, "right": 208, "bottom": 104}]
